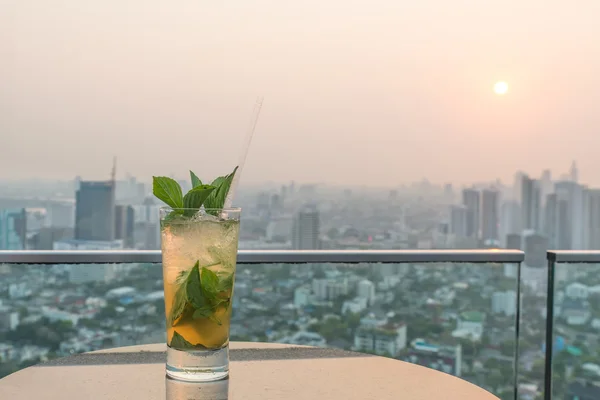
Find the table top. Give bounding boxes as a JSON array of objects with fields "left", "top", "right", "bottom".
[{"left": 0, "top": 342, "right": 499, "bottom": 400}]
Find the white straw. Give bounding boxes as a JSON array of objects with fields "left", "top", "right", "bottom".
[{"left": 224, "top": 97, "right": 263, "bottom": 208}]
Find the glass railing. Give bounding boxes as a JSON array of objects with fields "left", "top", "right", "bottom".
[
  {"left": 0, "top": 250, "right": 523, "bottom": 399},
  {"left": 545, "top": 251, "right": 600, "bottom": 400}
]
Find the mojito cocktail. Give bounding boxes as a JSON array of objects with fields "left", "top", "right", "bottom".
[
  {"left": 161, "top": 208, "right": 240, "bottom": 381},
  {"left": 154, "top": 168, "right": 240, "bottom": 382}
]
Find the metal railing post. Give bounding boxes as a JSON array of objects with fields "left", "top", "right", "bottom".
[{"left": 543, "top": 257, "right": 555, "bottom": 400}]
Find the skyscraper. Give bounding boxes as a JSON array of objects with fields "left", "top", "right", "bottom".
[
  {"left": 544, "top": 193, "right": 558, "bottom": 248},
  {"left": 75, "top": 181, "right": 116, "bottom": 241},
  {"left": 292, "top": 206, "right": 320, "bottom": 250},
  {"left": 586, "top": 189, "right": 600, "bottom": 250},
  {"left": 115, "top": 205, "right": 135, "bottom": 248},
  {"left": 521, "top": 176, "right": 541, "bottom": 231},
  {"left": 462, "top": 189, "right": 480, "bottom": 239},
  {"left": 555, "top": 181, "right": 584, "bottom": 249},
  {"left": 481, "top": 189, "right": 499, "bottom": 242},
  {"left": 449, "top": 205, "right": 467, "bottom": 237},
  {"left": 570, "top": 160, "right": 578, "bottom": 183},
  {"left": 0, "top": 209, "right": 26, "bottom": 250}
]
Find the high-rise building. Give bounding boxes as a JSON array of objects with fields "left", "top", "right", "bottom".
[
  {"left": 449, "top": 205, "right": 467, "bottom": 237},
  {"left": 481, "top": 189, "right": 499, "bottom": 242},
  {"left": 544, "top": 193, "right": 558, "bottom": 248},
  {"left": 523, "top": 232, "right": 548, "bottom": 268},
  {"left": 292, "top": 207, "right": 320, "bottom": 250},
  {"left": 462, "top": 189, "right": 480, "bottom": 239},
  {"left": 570, "top": 160, "right": 579, "bottom": 183},
  {"left": 586, "top": 189, "right": 600, "bottom": 250},
  {"left": 521, "top": 176, "right": 541, "bottom": 231},
  {"left": 75, "top": 181, "right": 116, "bottom": 241},
  {"left": 115, "top": 205, "right": 135, "bottom": 248},
  {"left": 555, "top": 181, "right": 584, "bottom": 249},
  {"left": 0, "top": 209, "right": 26, "bottom": 250},
  {"left": 500, "top": 201, "right": 521, "bottom": 246}
]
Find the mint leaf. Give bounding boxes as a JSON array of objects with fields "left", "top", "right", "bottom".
[
  {"left": 169, "top": 282, "right": 190, "bottom": 326},
  {"left": 201, "top": 267, "right": 220, "bottom": 298},
  {"left": 192, "top": 306, "right": 214, "bottom": 320},
  {"left": 218, "top": 274, "right": 234, "bottom": 293},
  {"left": 153, "top": 177, "right": 183, "bottom": 209},
  {"left": 190, "top": 171, "right": 203, "bottom": 188},
  {"left": 185, "top": 262, "right": 206, "bottom": 309},
  {"left": 182, "top": 185, "right": 215, "bottom": 216},
  {"left": 203, "top": 166, "right": 238, "bottom": 214},
  {"left": 170, "top": 331, "right": 208, "bottom": 350},
  {"left": 170, "top": 331, "right": 194, "bottom": 349}
]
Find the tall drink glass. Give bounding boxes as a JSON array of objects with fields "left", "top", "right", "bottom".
[{"left": 160, "top": 207, "right": 240, "bottom": 382}]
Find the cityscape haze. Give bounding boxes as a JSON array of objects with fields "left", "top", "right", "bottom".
[{"left": 2, "top": 1, "right": 600, "bottom": 399}]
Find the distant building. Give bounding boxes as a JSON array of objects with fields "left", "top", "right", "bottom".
[
  {"left": 292, "top": 206, "right": 320, "bottom": 249},
  {"left": 566, "top": 283, "right": 589, "bottom": 300},
  {"left": 481, "top": 189, "right": 499, "bottom": 241},
  {"left": 312, "top": 278, "right": 349, "bottom": 301},
  {"left": 0, "top": 208, "right": 26, "bottom": 250},
  {"left": 523, "top": 232, "right": 548, "bottom": 268},
  {"left": 586, "top": 189, "right": 600, "bottom": 250},
  {"left": 342, "top": 297, "right": 368, "bottom": 314},
  {"left": 544, "top": 193, "right": 558, "bottom": 248},
  {"left": 555, "top": 180, "right": 585, "bottom": 249},
  {"left": 491, "top": 291, "right": 517, "bottom": 316},
  {"left": 115, "top": 205, "right": 135, "bottom": 248},
  {"left": 462, "top": 189, "right": 480, "bottom": 239},
  {"left": 0, "top": 307, "right": 19, "bottom": 332},
  {"left": 404, "top": 339, "right": 462, "bottom": 377},
  {"left": 449, "top": 205, "right": 467, "bottom": 237},
  {"left": 521, "top": 176, "right": 541, "bottom": 231},
  {"left": 357, "top": 280, "right": 376, "bottom": 305},
  {"left": 30, "top": 227, "right": 74, "bottom": 250},
  {"left": 452, "top": 311, "right": 485, "bottom": 341},
  {"left": 293, "top": 286, "right": 311, "bottom": 308},
  {"left": 75, "top": 181, "right": 116, "bottom": 241},
  {"left": 354, "top": 323, "right": 407, "bottom": 357},
  {"left": 8, "top": 282, "right": 31, "bottom": 299}
]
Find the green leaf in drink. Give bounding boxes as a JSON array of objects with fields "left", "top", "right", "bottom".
[
  {"left": 203, "top": 167, "right": 239, "bottom": 215},
  {"left": 190, "top": 171, "right": 203, "bottom": 188},
  {"left": 182, "top": 185, "right": 216, "bottom": 217},
  {"left": 185, "top": 262, "right": 206, "bottom": 309},
  {"left": 170, "top": 331, "right": 208, "bottom": 350},
  {"left": 170, "top": 331, "right": 194, "bottom": 349},
  {"left": 200, "top": 267, "right": 220, "bottom": 298},
  {"left": 153, "top": 177, "right": 184, "bottom": 209}
]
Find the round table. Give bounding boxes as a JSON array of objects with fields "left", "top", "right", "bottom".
[{"left": 0, "top": 342, "right": 499, "bottom": 399}]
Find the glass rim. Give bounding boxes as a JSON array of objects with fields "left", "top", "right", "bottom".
[{"left": 159, "top": 206, "right": 241, "bottom": 212}]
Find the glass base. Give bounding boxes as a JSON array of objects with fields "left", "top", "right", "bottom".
[{"left": 166, "top": 345, "right": 229, "bottom": 382}]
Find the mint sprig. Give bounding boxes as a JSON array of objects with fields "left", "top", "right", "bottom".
[
  {"left": 168, "top": 261, "right": 234, "bottom": 328},
  {"left": 153, "top": 166, "right": 238, "bottom": 217}
]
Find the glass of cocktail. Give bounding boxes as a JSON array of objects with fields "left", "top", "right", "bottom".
[
  {"left": 154, "top": 168, "right": 240, "bottom": 382},
  {"left": 160, "top": 207, "right": 240, "bottom": 381}
]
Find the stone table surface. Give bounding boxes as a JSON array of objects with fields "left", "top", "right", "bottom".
[{"left": 0, "top": 342, "right": 499, "bottom": 399}]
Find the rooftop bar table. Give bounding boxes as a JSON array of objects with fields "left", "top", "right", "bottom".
[{"left": 0, "top": 342, "right": 499, "bottom": 399}]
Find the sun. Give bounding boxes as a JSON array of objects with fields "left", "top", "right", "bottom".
[{"left": 494, "top": 81, "right": 508, "bottom": 95}]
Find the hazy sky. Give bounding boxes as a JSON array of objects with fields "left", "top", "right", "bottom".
[{"left": 1, "top": 0, "right": 600, "bottom": 186}]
